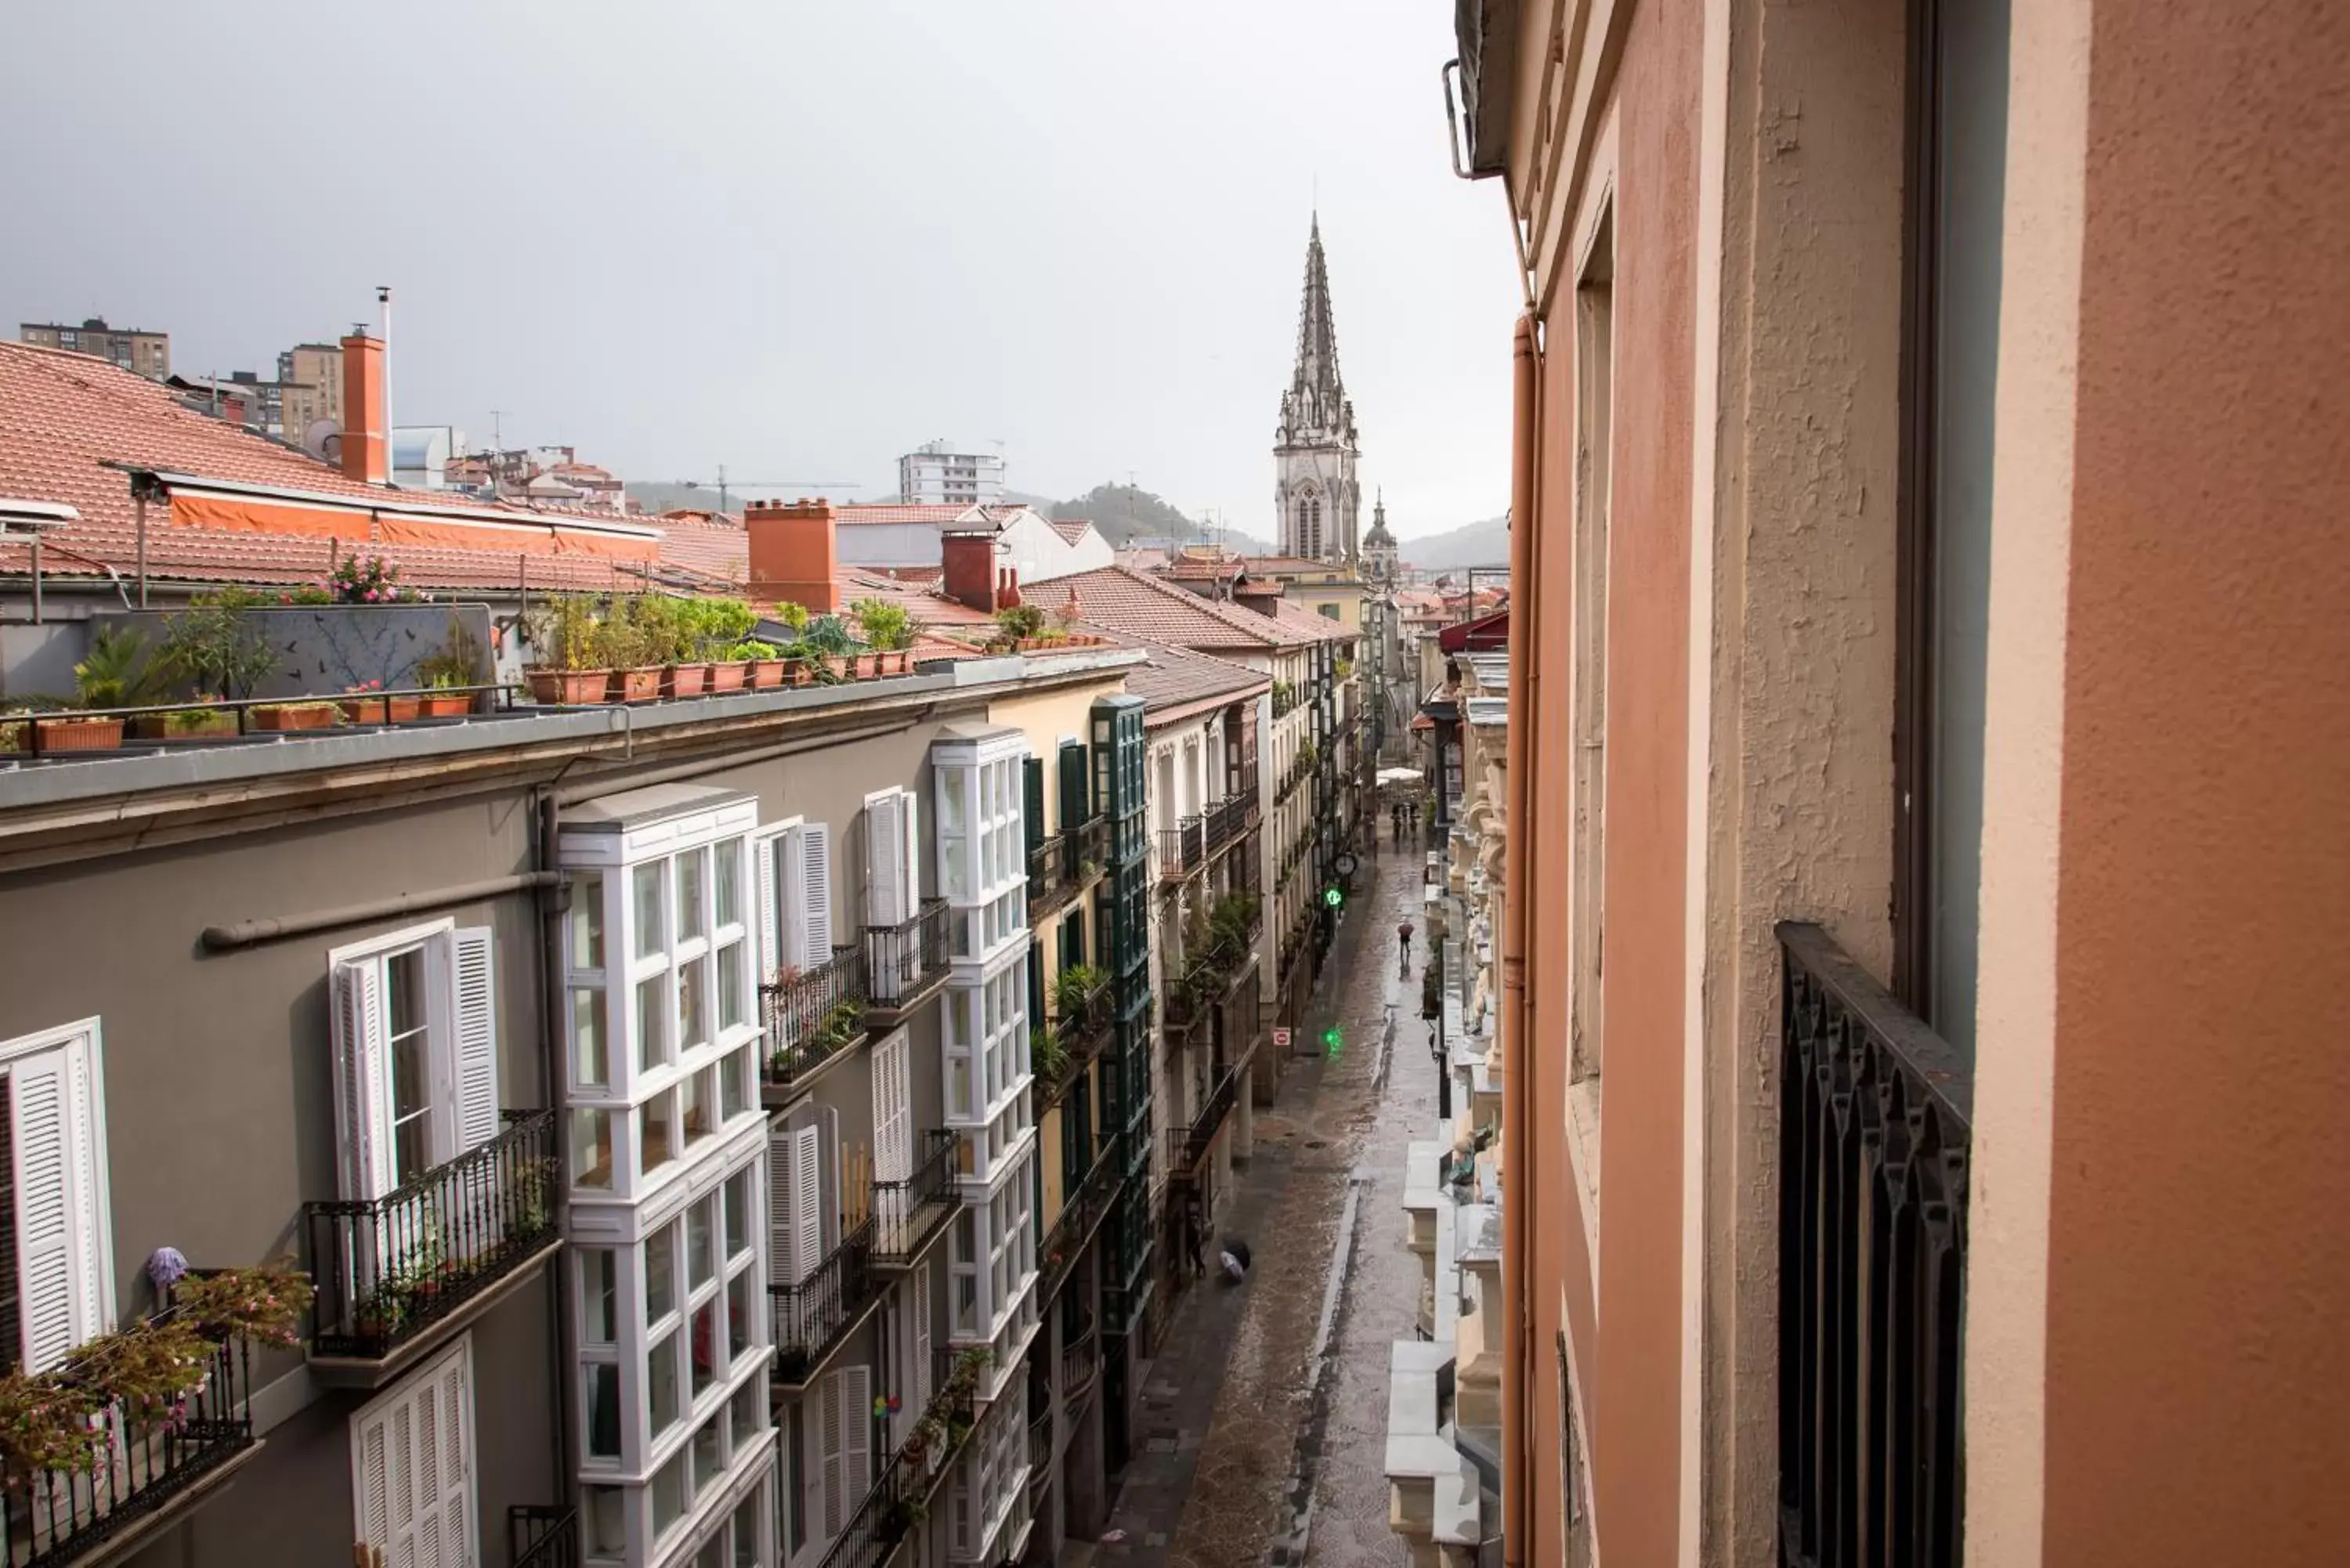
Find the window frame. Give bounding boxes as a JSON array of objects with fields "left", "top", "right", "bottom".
[{"left": 0, "top": 1019, "right": 114, "bottom": 1374}]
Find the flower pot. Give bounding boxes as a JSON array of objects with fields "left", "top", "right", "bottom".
[
  {"left": 418, "top": 692, "right": 475, "bottom": 718},
  {"left": 708, "top": 660, "right": 750, "bottom": 693},
  {"left": 339, "top": 695, "right": 425, "bottom": 724},
  {"left": 662, "top": 662, "right": 710, "bottom": 699},
  {"left": 526, "top": 668, "right": 613, "bottom": 706},
  {"left": 613, "top": 667, "right": 663, "bottom": 703},
  {"left": 253, "top": 705, "right": 339, "bottom": 732},
  {"left": 745, "top": 659, "right": 784, "bottom": 691},
  {"left": 35, "top": 717, "right": 124, "bottom": 753},
  {"left": 783, "top": 658, "right": 812, "bottom": 688}
]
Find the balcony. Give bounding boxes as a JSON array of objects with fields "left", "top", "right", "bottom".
[
  {"left": 1039, "top": 1138, "right": 1122, "bottom": 1308},
  {"left": 873, "top": 1130, "right": 960, "bottom": 1266},
  {"left": 816, "top": 1349, "right": 985, "bottom": 1568},
  {"left": 761, "top": 945, "right": 872, "bottom": 1099},
  {"left": 1038, "top": 985, "right": 1114, "bottom": 1113},
  {"left": 510, "top": 1506, "right": 580, "bottom": 1568},
  {"left": 1201, "top": 793, "right": 1259, "bottom": 860},
  {"left": 772, "top": 1218, "right": 880, "bottom": 1388},
  {"left": 1777, "top": 923, "right": 1970, "bottom": 1568},
  {"left": 1027, "top": 833, "right": 1072, "bottom": 912},
  {"left": 1156, "top": 816, "right": 1206, "bottom": 884},
  {"left": 0, "top": 1309, "right": 258, "bottom": 1567},
  {"left": 1059, "top": 1316, "right": 1101, "bottom": 1409},
  {"left": 1026, "top": 1396, "right": 1054, "bottom": 1509},
  {"left": 306, "top": 1107, "right": 562, "bottom": 1386},
  {"left": 1169, "top": 1067, "right": 1242, "bottom": 1179},
  {"left": 864, "top": 898, "right": 949, "bottom": 1018}
]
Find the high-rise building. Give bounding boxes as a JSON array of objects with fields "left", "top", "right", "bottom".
[
  {"left": 1273, "top": 218, "right": 1361, "bottom": 563},
  {"left": 898, "top": 440, "right": 1005, "bottom": 506},
  {"left": 277, "top": 341, "right": 345, "bottom": 446},
  {"left": 20, "top": 317, "right": 170, "bottom": 379}
]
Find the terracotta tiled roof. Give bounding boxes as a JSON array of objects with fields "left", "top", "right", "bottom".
[
  {"left": 1116, "top": 641, "right": 1270, "bottom": 720},
  {"left": 1160, "top": 556, "right": 1247, "bottom": 581},
  {"left": 834, "top": 504, "right": 973, "bottom": 528},
  {"left": 1047, "top": 517, "right": 1094, "bottom": 545},
  {"left": 1271, "top": 598, "right": 1358, "bottom": 643},
  {"left": 1043, "top": 565, "right": 1318, "bottom": 651},
  {"left": 0, "top": 341, "right": 650, "bottom": 593}
]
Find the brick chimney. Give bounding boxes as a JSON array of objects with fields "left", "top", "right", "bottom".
[
  {"left": 996, "top": 565, "right": 1022, "bottom": 610},
  {"left": 941, "top": 530, "right": 1000, "bottom": 613},
  {"left": 746, "top": 498, "right": 841, "bottom": 613},
  {"left": 339, "top": 331, "right": 389, "bottom": 485}
]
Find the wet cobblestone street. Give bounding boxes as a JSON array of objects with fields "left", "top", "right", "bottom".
[{"left": 1080, "top": 840, "right": 1434, "bottom": 1568}]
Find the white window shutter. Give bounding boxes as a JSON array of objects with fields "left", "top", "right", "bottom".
[
  {"left": 433, "top": 1349, "right": 472, "bottom": 1566},
  {"left": 449, "top": 929, "right": 500, "bottom": 1152},
  {"left": 754, "top": 826, "right": 787, "bottom": 983},
  {"left": 768, "top": 1125, "right": 797, "bottom": 1288},
  {"left": 780, "top": 827, "right": 810, "bottom": 973},
  {"left": 792, "top": 1126, "right": 822, "bottom": 1283},
  {"left": 11, "top": 1040, "right": 101, "bottom": 1373},
  {"left": 355, "top": 1406, "right": 391, "bottom": 1551},
  {"left": 898, "top": 789, "right": 923, "bottom": 916},
  {"left": 351, "top": 1341, "right": 473, "bottom": 1568},
  {"left": 866, "top": 789, "right": 906, "bottom": 929},
  {"left": 870, "top": 1031, "right": 909, "bottom": 1183},
  {"left": 800, "top": 823, "right": 834, "bottom": 964},
  {"left": 820, "top": 1367, "right": 845, "bottom": 1537},
  {"left": 841, "top": 1362, "right": 873, "bottom": 1515},
  {"left": 331, "top": 959, "right": 396, "bottom": 1201}
]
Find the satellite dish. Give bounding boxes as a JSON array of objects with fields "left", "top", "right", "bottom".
[{"left": 303, "top": 420, "right": 342, "bottom": 463}]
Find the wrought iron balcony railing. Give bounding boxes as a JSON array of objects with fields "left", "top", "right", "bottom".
[
  {"left": 1059, "top": 1318, "right": 1101, "bottom": 1407},
  {"left": 510, "top": 1505, "right": 580, "bottom": 1568},
  {"left": 306, "top": 1107, "right": 560, "bottom": 1362},
  {"left": 1039, "top": 986, "right": 1115, "bottom": 1111},
  {"left": 1201, "top": 793, "right": 1259, "bottom": 858},
  {"left": 1039, "top": 1138, "right": 1121, "bottom": 1307},
  {"left": 761, "top": 945, "right": 872, "bottom": 1089},
  {"left": 873, "top": 1131, "right": 959, "bottom": 1265},
  {"left": 0, "top": 1309, "right": 255, "bottom": 1566},
  {"left": 1027, "top": 833, "right": 1072, "bottom": 909},
  {"left": 864, "top": 898, "right": 949, "bottom": 1013},
  {"left": 772, "top": 1218, "right": 879, "bottom": 1386},
  {"left": 1155, "top": 816, "right": 1206, "bottom": 883},
  {"left": 1170, "top": 1068, "right": 1241, "bottom": 1176},
  {"left": 1777, "top": 922, "right": 1970, "bottom": 1568}
]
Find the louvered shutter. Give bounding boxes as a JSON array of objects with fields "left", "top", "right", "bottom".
[
  {"left": 754, "top": 826, "right": 788, "bottom": 982},
  {"left": 1022, "top": 758, "right": 1045, "bottom": 854},
  {"left": 355, "top": 1403, "right": 391, "bottom": 1555},
  {"left": 432, "top": 1348, "right": 472, "bottom": 1567},
  {"left": 416, "top": 1362, "right": 445, "bottom": 1568},
  {"left": 768, "top": 1125, "right": 797, "bottom": 1288},
  {"left": 897, "top": 789, "right": 922, "bottom": 915},
  {"left": 866, "top": 790, "right": 906, "bottom": 929},
  {"left": 792, "top": 1126, "right": 822, "bottom": 1283},
  {"left": 352, "top": 1342, "right": 473, "bottom": 1568},
  {"left": 449, "top": 930, "right": 500, "bottom": 1151},
  {"left": 779, "top": 827, "right": 810, "bottom": 974},
  {"left": 1058, "top": 739, "right": 1090, "bottom": 830},
  {"left": 331, "top": 959, "right": 396, "bottom": 1201},
  {"left": 800, "top": 823, "right": 834, "bottom": 965},
  {"left": 841, "top": 1363, "right": 872, "bottom": 1516},
  {"left": 10, "top": 1040, "right": 100, "bottom": 1373},
  {"left": 870, "top": 1031, "right": 909, "bottom": 1183},
  {"left": 819, "top": 1367, "right": 845, "bottom": 1537}
]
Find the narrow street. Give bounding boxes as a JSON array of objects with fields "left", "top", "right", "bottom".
[{"left": 1080, "top": 836, "right": 1434, "bottom": 1568}]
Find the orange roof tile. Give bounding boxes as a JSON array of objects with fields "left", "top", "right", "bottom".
[{"left": 1043, "top": 565, "right": 1318, "bottom": 651}]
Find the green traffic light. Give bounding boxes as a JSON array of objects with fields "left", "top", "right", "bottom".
[
  {"left": 1322, "top": 885, "right": 1343, "bottom": 908},
  {"left": 1324, "top": 1026, "right": 1343, "bottom": 1057}
]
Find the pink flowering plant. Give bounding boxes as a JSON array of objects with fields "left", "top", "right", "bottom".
[{"left": 328, "top": 555, "right": 425, "bottom": 605}]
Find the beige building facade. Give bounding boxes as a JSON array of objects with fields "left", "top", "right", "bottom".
[{"left": 1445, "top": 1, "right": 2350, "bottom": 1566}]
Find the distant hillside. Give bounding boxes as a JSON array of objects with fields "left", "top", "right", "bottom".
[
  {"left": 1052, "top": 483, "right": 1199, "bottom": 547},
  {"left": 1401, "top": 513, "right": 1510, "bottom": 569}
]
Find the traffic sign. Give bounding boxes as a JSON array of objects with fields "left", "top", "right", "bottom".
[{"left": 1273, "top": 1026, "right": 1292, "bottom": 1051}]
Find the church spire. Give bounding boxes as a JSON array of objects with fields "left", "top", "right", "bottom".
[
  {"left": 1281, "top": 217, "right": 1354, "bottom": 449},
  {"left": 1274, "top": 214, "right": 1361, "bottom": 564}
]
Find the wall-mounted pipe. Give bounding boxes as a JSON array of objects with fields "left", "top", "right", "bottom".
[{"left": 199, "top": 871, "right": 561, "bottom": 951}]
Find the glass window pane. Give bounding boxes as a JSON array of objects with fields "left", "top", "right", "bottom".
[
  {"left": 678, "top": 956, "right": 708, "bottom": 1052},
  {"left": 653, "top": 1450, "right": 685, "bottom": 1534},
  {"left": 732, "top": 1381, "right": 761, "bottom": 1453},
  {"left": 693, "top": 1408, "right": 724, "bottom": 1486},
  {"left": 646, "top": 1226, "right": 677, "bottom": 1320},
  {"left": 690, "top": 1301, "right": 718, "bottom": 1397},
  {"left": 721, "top": 1042, "right": 747, "bottom": 1122},
  {"left": 725, "top": 1172, "right": 750, "bottom": 1258},
  {"left": 677, "top": 851, "right": 707, "bottom": 943},
  {"left": 682, "top": 1068, "right": 714, "bottom": 1149},
  {"left": 715, "top": 840, "right": 742, "bottom": 929},
  {"left": 637, "top": 976, "right": 665, "bottom": 1072},
  {"left": 717, "top": 942, "right": 746, "bottom": 1031},
  {"left": 689, "top": 1197, "right": 715, "bottom": 1288},
  {"left": 727, "top": 1270, "right": 752, "bottom": 1360},
  {"left": 649, "top": 1331, "right": 681, "bottom": 1436},
  {"left": 571, "top": 1110, "right": 613, "bottom": 1190},
  {"left": 642, "top": 1093, "right": 676, "bottom": 1177},
  {"left": 581, "top": 1249, "right": 617, "bottom": 1342},
  {"left": 571, "top": 872, "right": 605, "bottom": 970},
  {"left": 573, "top": 988, "right": 609, "bottom": 1086},
  {"left": 732, "top": 1494, "right": 761, "bottom": 1568},
  {"left": 586, "top": 1362, "right": 620, "bottom": 1458},
  {"left": 585, "top": 1486, "right": 627, "bottom": 1555},
  {"left": 386, "top": 948, "right": 425, "bottom": 1039},
  {"left": 634, "top": 862, "right": 664, "bottom": 960}
]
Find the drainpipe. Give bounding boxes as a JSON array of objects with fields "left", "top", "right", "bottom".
[{"left": 1499, "top": 311, "right": 1540, "bottom": 1568}]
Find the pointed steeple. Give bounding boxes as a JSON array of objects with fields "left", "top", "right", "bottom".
[{"left": 1280, "top": 216, "right": 1355, "bottom": 450}]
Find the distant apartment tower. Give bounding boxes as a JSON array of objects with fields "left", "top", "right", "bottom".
[
  {"left": 277, "top": 341, "right": 345, "bottom": 445},
  {"left": 20, "top": 317, "right": 170, "bottom": 379},
  {"left": 899, "top": 439, "right": 1005, "bottom": 506}
]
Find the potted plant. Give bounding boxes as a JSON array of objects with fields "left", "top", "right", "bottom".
[
  {"left": 734, "top": 640, "right": 784, "bottom": 688},
  {"left": 851, "top": 598, "right": 916, "bottom": 674},
  {"left": 43, "top": 625, "right": 160, "bottom": 752},
  {"left": 598, "top": 600, "right": 662, "bottom": 703},
  {"left": 411, "top": 615, "right": 486, "bottom": 717},
  {"left": 876, "top": 1494, "right": 925, "bottom": 1545},
  {"left": 634, "top": 596, "right": 706, "bottom": 698},
  {"left": 135, "top": 702, "right": 240, "bottom": 740},
  {"left": 524, "top": 596, "right": 615, "bottom": 705},
  {"left": 1053, "top": 963, "right": 1108, "bottom": 1023},
  {"left": 1032, "top": 1026, "right": 1069, "bottom": 1087},
  {"left": 992, "top": 604, "right": 1047, "bottom": 651},
  {"left": 327, "top": 553, "right": 424, "bottom": 605},
  {"left": 158, "top": 588, "right": 284, "bottom": 709},
  {"left": 339, "top": 680, "right": 421, "bottom": 725},
  {"left": 697, "top": 600, "right": 757, "bottom": 691},
  {"left": 252, "top": 699, "right": 344, "bottom": 732},
  {"left": 803, "top": 616, "right": 855, "bottom": 680}
]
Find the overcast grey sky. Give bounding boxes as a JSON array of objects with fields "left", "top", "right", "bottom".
[{"left": 2, "top": 2, "right": 1519, "bottom": 539}]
